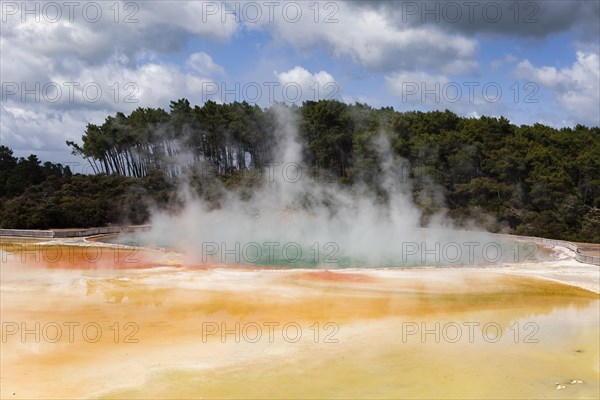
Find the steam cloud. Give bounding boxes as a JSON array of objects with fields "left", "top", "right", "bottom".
[{"left": 141, "top": 105, "right": 500, "bottom": 267}]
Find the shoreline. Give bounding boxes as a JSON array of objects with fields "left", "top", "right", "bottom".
[
  {"left": 2, "top": 235, "right": 599, "bottom": 294},
  {"left": 2, "top": 226, "right": 599, "bottom": 263}
]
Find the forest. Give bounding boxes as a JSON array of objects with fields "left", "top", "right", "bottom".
[{"left": 1, "top": 99, "right": 599, "bottom": 243}]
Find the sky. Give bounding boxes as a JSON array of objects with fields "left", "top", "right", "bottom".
[{"left": 1, "top": 0, "right": 599, "bottom": 170}]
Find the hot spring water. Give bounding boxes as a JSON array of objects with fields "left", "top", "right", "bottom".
[{"left": 97, "top": 231, "right": 548, "bottom": 268}]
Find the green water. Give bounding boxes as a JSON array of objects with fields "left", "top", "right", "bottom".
[{"left": 98, "top": 233, "right": 549, "bottom": 268}]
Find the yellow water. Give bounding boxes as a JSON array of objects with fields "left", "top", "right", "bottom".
[{"left": 0, "top": 244, "right": 598, "bottom": 399}]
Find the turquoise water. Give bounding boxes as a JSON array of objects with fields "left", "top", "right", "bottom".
[{"left": 98, "top": 232, "right": 549, "bottom": 268}]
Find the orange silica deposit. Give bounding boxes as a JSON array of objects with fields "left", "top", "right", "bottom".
[
  {"left": 0, "top": 242, "right": 160, "bottom": 270},
  {"left": 183, "top": 263, "right": 287, "bottom": 271},
  {"left": 297, "top": 269, "right": 377, "bottom": 283}
]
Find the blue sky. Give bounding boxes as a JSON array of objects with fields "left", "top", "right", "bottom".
[{"left": 1, "top": 1, "right": 599, "bottom": 169}]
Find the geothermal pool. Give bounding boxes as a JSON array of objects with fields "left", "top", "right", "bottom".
[
  {"left": 1, "top": 240, "right": 599, "bottom": 399},
  {"left": 96, "top": 232, "right": 553, "bottom": 268}
]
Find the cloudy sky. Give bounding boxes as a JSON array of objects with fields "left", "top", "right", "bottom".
[{"left": 1, "top": 0, "right": 599, "bottom": 169}]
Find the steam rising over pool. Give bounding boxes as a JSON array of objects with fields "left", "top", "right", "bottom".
[{"left": 98, "top": 231, "right": 550, "bottom": 268}]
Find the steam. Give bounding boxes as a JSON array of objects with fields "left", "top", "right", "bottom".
[{"left": 142, "top": 105, "right": 495, "bottom": 267}]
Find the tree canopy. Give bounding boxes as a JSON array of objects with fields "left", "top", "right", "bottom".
[{"left": 1, "top": 100, "right": 599, "bottom": 242}]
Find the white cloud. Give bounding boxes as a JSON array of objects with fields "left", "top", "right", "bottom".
[
  {"left": 0, "top": 53, "right": 224, "bottom": 161},
  {"left": 357, "top": 1, "right": 599, "bottom": 43},
  {"left": 0, "top": 103, "right": 111, "bottom": 167},
  {"left": 0, "top": 1, "right": 238, "bottom": 77},
  {"left": 0, "top": 1, "right": 234, "bottom": 159},
  {"left": 139, "top": 1, "right": 238, "bottom": 40},
  {"left": 186, "top": 52, "right": 225, "bottom": 76},
  {"left": 262, "top": 3, "right": 477, "bottom": 74},
  {"left": 515, "top": 51, "right": 600, "bottom": 125},
  {"left": 275, "top": 66, "right": 340, "bottom": 103}
]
